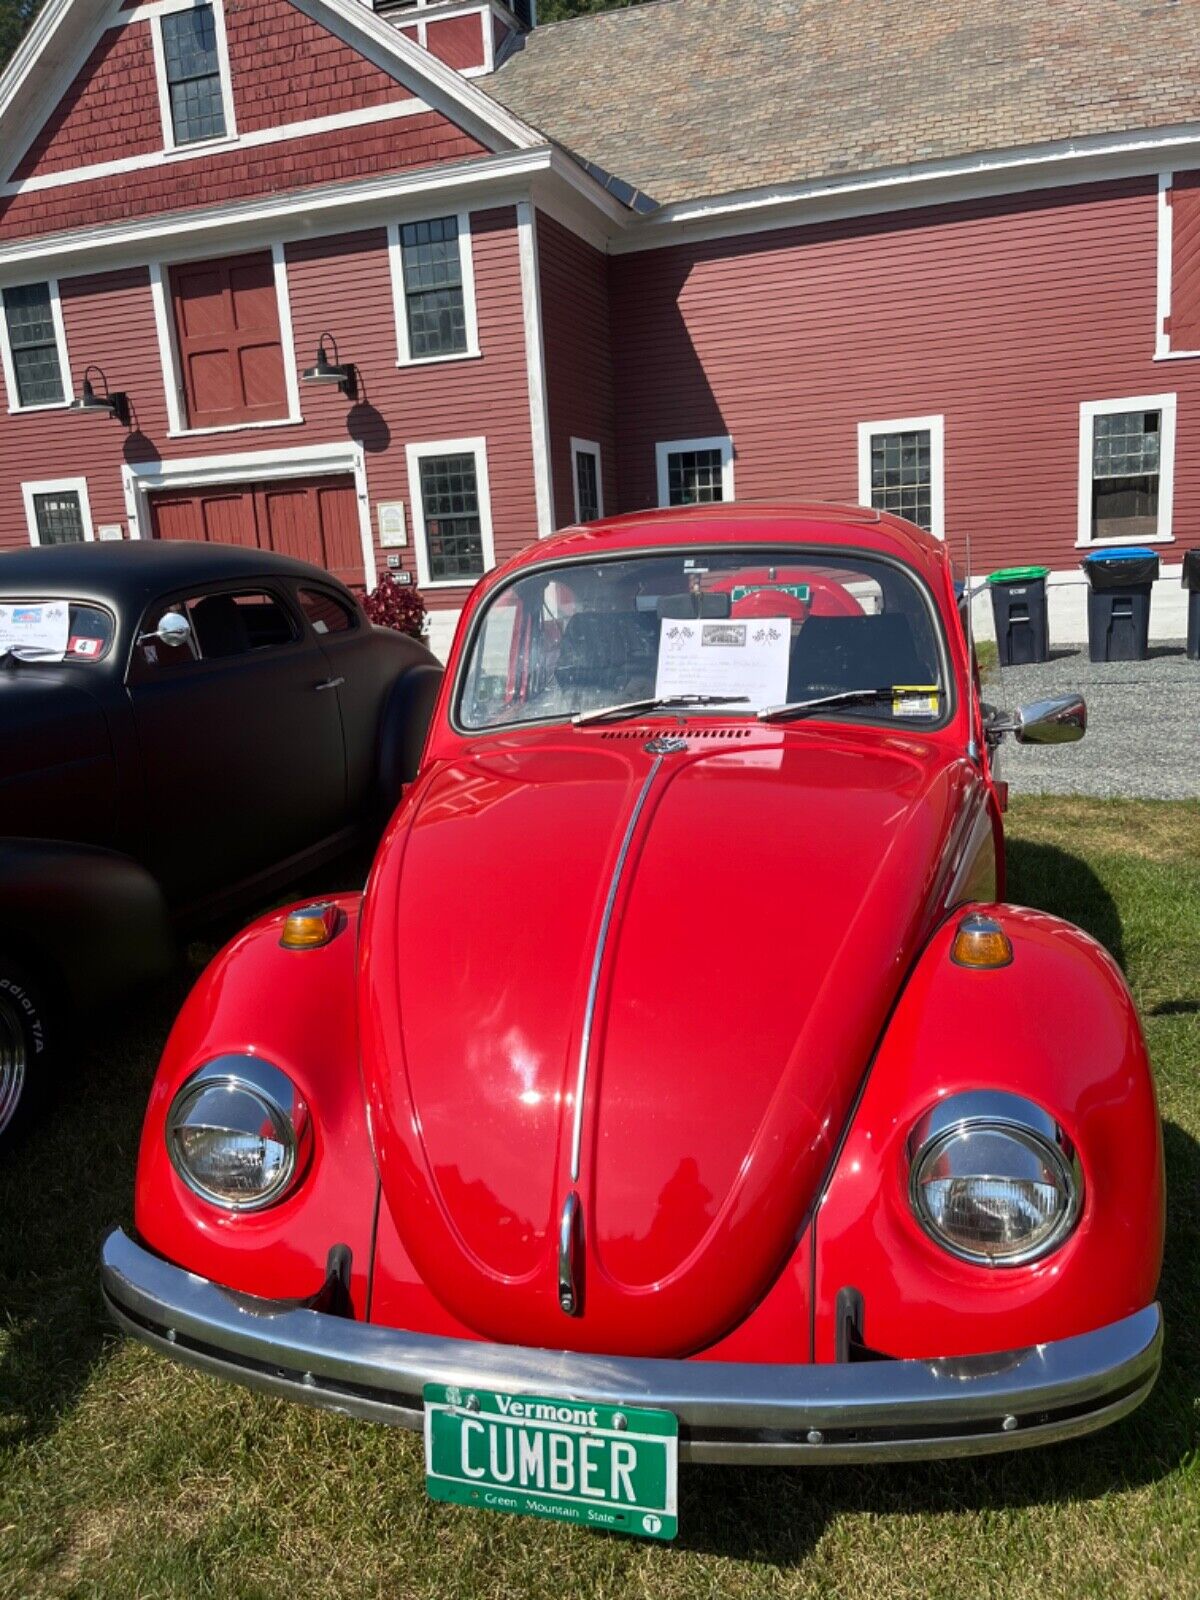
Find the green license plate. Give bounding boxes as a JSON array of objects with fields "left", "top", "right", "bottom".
[{"left": 423, "top": 1384, "right": 678, "bottom": 1540}]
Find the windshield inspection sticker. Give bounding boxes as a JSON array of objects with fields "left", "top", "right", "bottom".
[
  {"left": 655, "top": 617, "right": 791, "bottom": 709},
  {"left": 892, "top": 685, "right": 941, "bottom": 718},
  {"left": 0, "top": 601, "right": 70, "bottom": 660}
]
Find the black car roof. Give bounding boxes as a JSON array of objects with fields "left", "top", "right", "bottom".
[{"left": 0, "top": 540, "right": 350, "bottom": 610}]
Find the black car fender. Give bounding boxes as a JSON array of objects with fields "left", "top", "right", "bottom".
[
  {"left": 374, "top": 663, "right": 444, "bottom": 817},
  {"left": 0, "top": 838, "right": 174, "bottom": 1012}
]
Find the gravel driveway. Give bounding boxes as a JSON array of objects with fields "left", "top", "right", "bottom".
[{"left": 988, "top": 644, "right": 1200, "bottom": 799}]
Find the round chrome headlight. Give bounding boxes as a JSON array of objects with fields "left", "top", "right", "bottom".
[
  {"left": 166, "top": 1056, "right": 311, "bottom": 1211},
  {"left": 908, "top": 1092, "right": 1082, "bottom": 1265}
]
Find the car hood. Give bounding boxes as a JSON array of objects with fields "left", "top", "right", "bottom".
[{"left": 360, "top": 728, "right": 979, "bottom": 1355}]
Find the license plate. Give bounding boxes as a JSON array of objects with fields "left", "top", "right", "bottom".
[{"left": 423, "top": 1384, "right": 678, "bottom": 1540}]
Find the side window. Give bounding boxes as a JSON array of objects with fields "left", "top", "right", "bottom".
[
  {"left": 298, "top": 586, "right": 358, "bottom": 635},
  {"left": 130, "top": 588, "right": 297, "bottom": 679}
]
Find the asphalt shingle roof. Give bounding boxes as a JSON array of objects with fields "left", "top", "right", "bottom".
[{"left": 485, "top": 0, "right": 1200, "bottom": 208}]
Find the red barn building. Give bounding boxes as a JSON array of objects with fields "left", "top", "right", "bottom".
[{"left": 1, "top": 0, "right": 1198, "bottom": 653}]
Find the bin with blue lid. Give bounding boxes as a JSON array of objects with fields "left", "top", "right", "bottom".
[
  {"left": 986, "top": 565, "right": 1050, "bottom": 666},
  {"left": 1081, "top": 546, "right": 1160, "bottom": 662},
  {"left": 1183, "top": 549, "right": 1200, "bottom": 661}
]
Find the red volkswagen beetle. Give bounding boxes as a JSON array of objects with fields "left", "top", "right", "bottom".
[{"left": 104, "top": 506, "right": 1163, "bottom": 1541}]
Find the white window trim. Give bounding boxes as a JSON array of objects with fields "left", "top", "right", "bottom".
[
  {"left": 1076, "top": 393, "right": 1177, "bottom": 548},
  {"left": 570, "top": 437, "right": 604, "bottom": 523},
  {"left": 655, "top": 435, "right": 735, "bottom": 509},
  {"left": 856, "top": 414, "right": 946, "bottom": 540},
  {"left": 149, "top": 241, "right": 303, "bottom": 437},
  {"left": 150, "top": 0, "right": 239, "bottom": 157},
  {"left": 388, "top": 210, "right": 481, "bottom": 368},
  {"left": 406, "top": 435, "right": 495, "bottom": 590},
  {"left": 21, "top": 475, "right": 94, "bottom": 545},
  {"left": 120, "top": 440, "right": 377, "bottom": 588},
  {"left": 1156, "top": 170, "right": 1200, "bottom": 361},
  {"left": 0, "top": 276, "right": 73, "bottom": 413}
]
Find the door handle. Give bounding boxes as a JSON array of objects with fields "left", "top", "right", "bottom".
[{"left": 315, "top": 677, "right": 345, "bottom": 692}]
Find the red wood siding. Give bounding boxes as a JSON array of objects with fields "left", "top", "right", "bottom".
[
  {"left": 609, "top": 178, "right": 1200, "bottom": 574},
  {"left": 170, "top": 251, "right": 289, "bottom": 428},
  {"left": 229, "top": 0, "right": 415, "bottom": 134},
  {"left": 537, "top": 211, "right": 617, "bottom": 526},
  {"left": 425, "top": 13, "right": 486, "bottom": 71},
  {"left": 10, "top": 25, "right": 160, "bottom": 182},
  {"left": 1169, "top": 169, "right": 1200, "bottom": 352},
  {"left": 0, "top": 209, "right": 538, "bottom": 610}
]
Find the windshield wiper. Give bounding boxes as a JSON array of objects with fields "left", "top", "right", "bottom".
[
  {"left": 757, "top": 687, "right": 908, "bottom": 723},
  {"left": 573, "top": 694, "right": 749, "bottom": 727}
]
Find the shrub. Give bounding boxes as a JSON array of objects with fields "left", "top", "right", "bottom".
[{"left": 364, "top": 572, "right": 428, "bottom": 640}]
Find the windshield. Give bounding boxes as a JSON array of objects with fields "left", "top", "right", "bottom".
[
  {"left": 0, "top": 599, "right": 115, "bottom": 663},
  {"left": 457, "top": 548, "right": 948, "bottom": 731}
]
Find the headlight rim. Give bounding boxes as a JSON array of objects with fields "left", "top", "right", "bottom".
[
  {"left": 907, "top": 1090, "right": 1083, "bottom": 1268},
  {"left": 166, "top": 1054, "right": 312, "bottom": 1213}
]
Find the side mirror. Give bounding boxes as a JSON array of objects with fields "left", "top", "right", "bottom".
[
  {"left": 985, "top": 694, "right": 1086, "bottom": 745},
  {"left": 137, "top": 610, "right": 192, "bottom": 649}
]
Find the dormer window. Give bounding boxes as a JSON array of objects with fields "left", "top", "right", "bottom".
[{"left": 153, "top": 1, "right": 236, "bottom": 151}]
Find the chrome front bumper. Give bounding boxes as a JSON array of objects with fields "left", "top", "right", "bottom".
[{"left": 101, "top": 1229, "right": 1162, "bottom": 1465}]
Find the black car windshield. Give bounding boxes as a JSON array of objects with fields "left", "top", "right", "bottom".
[
  {"left": 457, "top": 549, "right": 947, "bottom": 731},
  {"left": 0, "top": 600, "right": 114, "bottom": 664}
]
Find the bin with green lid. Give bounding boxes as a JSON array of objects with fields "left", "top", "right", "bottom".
[{"left": 986, "top": 565, "right": 1050, "bottom": 667}]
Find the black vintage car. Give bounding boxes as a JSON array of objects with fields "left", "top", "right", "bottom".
[{"left": 0, "top": 541, "right": 442, "bottom": 1140}]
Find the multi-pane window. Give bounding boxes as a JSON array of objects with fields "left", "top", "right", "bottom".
[
  {"left": 3, "top": 282, "right": 65, "bottom": 407},
  {"left": 666, "top": 448, "right": 725, "bottom": 506},
  {"left": 868, "top": 429, "right": 932, "bottom": 530},
  {"left": 1090, "top": 409, "right": 1161, "bottom": 542},
  {"left": 161, "top": 4, "right": 227, "bottom": 146},
  {"left": 32, "top": 490, "right": 86, "bottom": 545},
  {"left": 419, "top": 454, "right": 485, "bottom": 581},
  {"left": 574, "top": 447, "right": 601, "bottom": 522},
  {"left": 400, "top": 217, "right": 468, "bottom": 359}
]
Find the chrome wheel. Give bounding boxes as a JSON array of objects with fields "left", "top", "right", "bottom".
[{"left": 0, "top": 992, "right": 27, "bottom": 1137}]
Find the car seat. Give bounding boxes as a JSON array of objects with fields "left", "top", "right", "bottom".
[
  {"left": 190, "top": 594, "right": 250, "bottom": 660},
  {"left": 787, "top": 614, "right": 932, "bottom": 695}
]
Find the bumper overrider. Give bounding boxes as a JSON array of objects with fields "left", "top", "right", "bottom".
[{"left": 101, "top": 1229, "right": 1162, "bottom": 1465}]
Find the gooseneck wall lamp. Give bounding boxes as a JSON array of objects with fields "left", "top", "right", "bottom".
[
  {"left": 301, "top": 333, "right": 357, "bottom": 400},
  {"left": 68, "top": 365, "right": 131, "bottom": 426}
]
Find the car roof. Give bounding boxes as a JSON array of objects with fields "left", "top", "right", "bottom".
[
  {"left": 0, "top": 540, "right": 350, "bottom": 611},
  {"left": 495, "top": 504, "right": 951, "bottom": 586}
]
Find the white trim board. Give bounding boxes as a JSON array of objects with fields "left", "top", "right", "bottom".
[
  {"left": 21, "top": 475, "right": 94, "bottom": 544},
  {"left": 0, "top": 274, "right": 73, "bottom": 413},
  {"left": 569, "top": 437, "right": 603, "bottom": 523},
  {"left": 387, "top": 208, "right": 480, "bottom": 367},
  {"left": 856, "top": 414, "right": 946, "bottom": 541},
  {"left": 405, "top": 435, "right": 495, "bottom": 589},
  {"left": 655, "top": 435, "right": 735, "bottom": 508},
  {"left": 120, "top": 439, "right": 377, "bottom": 589},
  {"left": 516, "top": 199, "right": 554, "bottom": 537},
  {"left": 1076, "top": 393, "right": 1177, "bottom": 549}
]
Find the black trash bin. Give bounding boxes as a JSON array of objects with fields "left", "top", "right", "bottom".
[
  {"left": 986, "top": 565, "right": 1050, "bottom": 666},
  {"left": 1082, "top": 547, "right": 1160, "bottom": 662},
  {"left": 1183, "top": 549, "right": 1200, "bottom": 661}
]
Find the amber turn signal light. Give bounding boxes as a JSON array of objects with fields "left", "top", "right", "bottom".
[
  {"left": 950, "top": 912, "right": 1013, "bottom": 969},
  {"left": 280, "top": 902, "right": 340, "bottom": 950}
]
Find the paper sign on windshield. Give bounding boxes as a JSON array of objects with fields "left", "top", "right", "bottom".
[
  {"left": 655, "top": 618, "right": 790, "bottom": 710},
  {"left": 0, "top": 601, "right": 70, "bottom": 660}
]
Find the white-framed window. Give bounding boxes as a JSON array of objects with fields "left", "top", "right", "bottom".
[
  {"left": 406, "top": 437, "right": 495, "bottom": 588},
  {"left": 1077, "top": 394, "right": 1176, "bottom": 547},
  {"left": 655, "top": 435, "right": 734, "bottom": 508},
  {"left": 0, "top": 279, "right": 72, "bottom": 412},
  {"left": 570, "top": 437, "right": 603, "bottom": 523},
  {"left": 150, "top": 0, "right": 237, "bottom": 154},
  {"left": 21, "top": 477, "right": 94, "bottom": 546},
  {"left": 388, "top": 212, "right": 480, "bottom": 366},
  {"left": 857, "top": 414, "right": 945, "bottom": 538}
]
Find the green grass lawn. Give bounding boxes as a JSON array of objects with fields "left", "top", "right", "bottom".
[{"left": 1, "top": 799, "right": 1197, "bottom": 1599}]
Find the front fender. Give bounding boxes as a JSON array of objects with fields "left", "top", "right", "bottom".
[
  {"left": 813, "top": 904, "right": 1164, "bottom": 1360},
  {"left": 1, "top": 837, "right": 173, "bottom": 1008},
  {"left": 133, "top": 893, "right": 377, "bottom": 1315}
]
